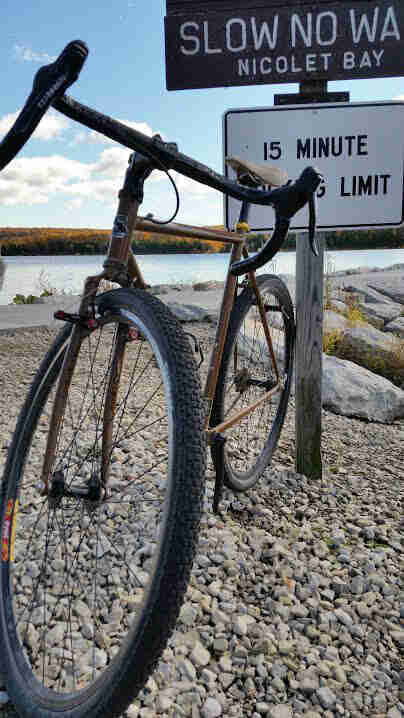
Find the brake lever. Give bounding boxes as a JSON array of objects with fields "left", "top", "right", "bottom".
[{"left": 308, "top": 193, "right": 319, "bottom": 257}]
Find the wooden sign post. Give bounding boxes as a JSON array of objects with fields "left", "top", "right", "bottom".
[
  {"left": 295, "top": 230, "right": 325, "bottom": 479},
  {"left": 276, "top": 80, "right": 344, "bottom": 481}
]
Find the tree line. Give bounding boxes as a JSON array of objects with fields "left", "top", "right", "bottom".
[
  {"left": 0, "top": 226, "right": 403, "bottom": 256},
  {"left": 247, "top": 228, "right": 404, "bottom": 252},
  {"left": 0, "top": 227, "right": 228, "bottom": 256}
]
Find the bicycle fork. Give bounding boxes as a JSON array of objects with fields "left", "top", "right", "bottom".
[{"left": 40, "top": 153, "right": 148, "bottom": 499}]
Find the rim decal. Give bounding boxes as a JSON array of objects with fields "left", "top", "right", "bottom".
[
  {"left": 2, "top": 499, "right": 18, "bottom": 562},
  {"left": 9, "top": 499, "right": 19, "bottom": 562}
]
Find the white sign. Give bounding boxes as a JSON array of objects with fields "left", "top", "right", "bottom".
[{"left": 223, "top": 101, "right": 404, "bottom": 231}]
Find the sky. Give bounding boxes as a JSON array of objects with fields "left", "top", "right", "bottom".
[{"left": 0, "top": 0, "right": 403, "bottom": 229}]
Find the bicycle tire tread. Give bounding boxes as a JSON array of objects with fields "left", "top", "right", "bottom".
[{"left": 0, "top": 288, "right": 206, "bottom": 718}]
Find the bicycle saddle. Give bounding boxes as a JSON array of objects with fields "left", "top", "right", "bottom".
[{"left": 225, "top": 156, "right": 288, "bottom": 187}]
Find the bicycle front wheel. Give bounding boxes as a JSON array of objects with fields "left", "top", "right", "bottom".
[
  {"left": 211, "top": 275, "right": 294, "bottom": 492},
  {"left": 0, "top": 288, "right": 205, "bottom": 718}
]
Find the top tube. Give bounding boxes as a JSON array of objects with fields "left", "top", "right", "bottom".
[{"left": 53, "top": 95, "right": 282, "bottom": 208}]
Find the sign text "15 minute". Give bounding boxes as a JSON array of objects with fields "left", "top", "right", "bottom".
[{"left": 263, "top": 133, "right": 391, "bottom": 198}]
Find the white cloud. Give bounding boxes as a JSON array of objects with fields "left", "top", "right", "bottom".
[
  {"left": 14, "top": 45, "right": 56, "bottom": 63},
  {"left": 0, "top": 177, "right": 49, "bottom": 206},
  {"left": 92, "top": 147, "right": 171, "bottom": 184},
  {"left": 172, "top": 172, "right": 218, "bottom": 198},
  {"left": 72, "top": 119, "right": 155, "bottom": 146},
  {"left": 0, "top": 111, "right": 19, "bottom": 137},
  {"left": 65, "top": 197, "right": 84, "bottom": 211},
  {"left": 93, "top": 147, "right": 130, "bottom": 176},
  {"left": 0, "top": 135, "right": 222, "bottom": 226},
  {"left": 33, "top": 112, "right": 70, "bottom": 141},
  {"left": 0, "top": 155, "right": 93, "bottom": 205},
  {"left": 0, "top": 108, "right": 70, "bottom": 141},
  {"left": 3, "top": 155, "right": 92, "bottom": 184},
  {"left": 393, "top": 94, "right": 404, "bottom": 101},
  {"left": 67, "top": 178, "right": 118, "bottom": 203}
]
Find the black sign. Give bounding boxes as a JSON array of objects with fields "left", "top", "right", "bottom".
[
  {"left": 166, "top": 1, "right": 363, "bottom": 11},
  {"left": 165, "top": 1, "right": 404, "bottom": 90}
]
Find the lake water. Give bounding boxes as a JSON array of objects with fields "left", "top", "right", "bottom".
[{"left": 1, "top": 249, "right": 404, "bottom": 305}]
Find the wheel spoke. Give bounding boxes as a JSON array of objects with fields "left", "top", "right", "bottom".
[
  {"left": 215, "top": 279, "right": 294, "bottom": 486},
  {"left": 8, "top": 315, "right": 171, "bottom": 692},
  {"left": 2, "top": 292, "right": 204, "bottom": 715}
]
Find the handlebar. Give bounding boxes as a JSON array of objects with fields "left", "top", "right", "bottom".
[
  {"left": 230, "top": 166, "right": 322, "bottom": 276},
  {"left": 0, "top": 40, "right": 323, "bottom": 273},
  {"left": 0, "top": 40, "right": 88, "bottom": 171}
]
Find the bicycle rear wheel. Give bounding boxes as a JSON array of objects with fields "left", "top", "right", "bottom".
[
  {"left": 0, "top": 288, "right": 205, "bottom": 718},
  {"left": 211, "top": 275, "right": 294, "bottom": 492}
]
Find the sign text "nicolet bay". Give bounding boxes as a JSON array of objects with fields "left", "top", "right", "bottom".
[{"left": 165, "top": 1, "right": 404, "bottom": 90}]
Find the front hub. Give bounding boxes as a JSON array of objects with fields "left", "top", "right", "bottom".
[{"left": 48, "top": 470, "right": 104, "bottom": 509}]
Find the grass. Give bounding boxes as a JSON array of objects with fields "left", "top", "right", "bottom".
[{"left": 344, "top": 293, "right": 367, "bottom": 326}]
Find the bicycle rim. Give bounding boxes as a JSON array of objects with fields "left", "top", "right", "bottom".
[
  {"left": 0, "top": 289, "right": 205, "bottom": 718},
  {"left": 212, "top": 275, "right": 294, "bottom": 491}
]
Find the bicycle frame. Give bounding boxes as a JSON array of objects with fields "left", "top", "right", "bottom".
[{"left": 39, "top": 166, "right": 283, "bottom": 494}]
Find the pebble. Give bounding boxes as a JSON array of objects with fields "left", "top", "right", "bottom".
[
  {"left": 190, "top": 642, "right": 211, "bottom": 668},
  {"left": 126, "top": 706, "right": 139, "bottom": 718},
  {"left": 316, "top": 686, "right": 337, "bottom": 709},
  {"left": 201, "top": 697, "right": 222, "bottom": 718},
  {"left": 268, "top": 705, "right": 293, "bottom": 718}
]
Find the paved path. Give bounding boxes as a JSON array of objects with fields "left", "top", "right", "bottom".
[{"left": 0, "top": 288, "right": 224, "bottom": 333}]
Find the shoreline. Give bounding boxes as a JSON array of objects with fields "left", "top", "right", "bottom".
[{"left": 0, "top": 263, "right": 404, "bottom": 333}]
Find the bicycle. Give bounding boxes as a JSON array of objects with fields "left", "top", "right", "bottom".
[{"left": 0, "top": 41, "right": 322, "bottom": 718}]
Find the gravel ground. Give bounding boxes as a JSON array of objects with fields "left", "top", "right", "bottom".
[{"left": 0, "top": 323, "right": 403, "bottom": 718}]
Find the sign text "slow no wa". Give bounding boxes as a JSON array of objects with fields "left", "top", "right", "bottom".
[{"left": 165, "top": 1, "right": 404, "bottom": 90}]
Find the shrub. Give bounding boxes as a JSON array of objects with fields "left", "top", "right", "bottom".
[
  {"left": 13, "top": 293, "right": 39, "bottom": 304},
  {"left": 323, "top": 329, "right": 342, "bottom": 355}
]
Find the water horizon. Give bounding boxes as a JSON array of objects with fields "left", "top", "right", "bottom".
[{"left": 1, "top": 249, "right": 404, "bottom": 305}]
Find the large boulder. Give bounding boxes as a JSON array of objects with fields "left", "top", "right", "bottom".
[
  {"left": 338, "top": 283, "right": 393, "bottom": 304},
  {"left": 323, "top": 310, "right": 350, "bottom": 333},
  {"left": 330, "top": 266, "right": 404, "bottom": 300},
  {"left": 167, "top": 302, "right": 212, "bottom": 322},
  {"left": 192, "top": 280, "right": 224, "bottom": 291},
  {"left": 357, "top": 301, "right": 403, "bottom": 328},
  {"left": 368, "top": 280, "right": 404, "bottom": 305},
  {"left": 322, "top": 354, "right": 404, "bottom": 423},
  {"left": 337, "top": 324, "right": 404, "bottom": 388}
]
